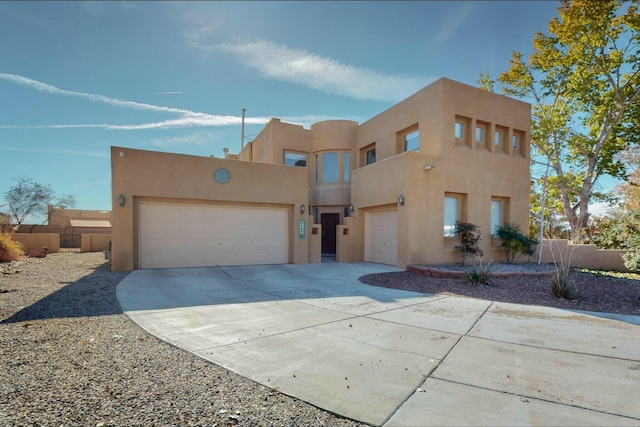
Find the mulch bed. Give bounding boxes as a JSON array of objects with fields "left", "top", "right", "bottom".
[{"left": 359, "top": 270, "right": 640, "bottom": 317}]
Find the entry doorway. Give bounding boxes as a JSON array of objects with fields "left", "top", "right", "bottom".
[{"left": 321, "top": 213, "right": 340, "bottom": 255}]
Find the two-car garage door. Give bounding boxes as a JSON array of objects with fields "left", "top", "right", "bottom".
[{"left": 139, "top": 203, "right": 288, "bottom": 269}]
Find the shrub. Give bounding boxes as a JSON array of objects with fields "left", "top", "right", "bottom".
[
  {"left": 622, "top": 250, "right": 640, "bottom": 272},
  {"left": 464, "top": 259, "right": 493, "bottom": 286},
  {"left": 0, "top": 232, "right": 24, "bottom": 262},
  {"left": 495, "top": 222, "right": 538, "bottom": 263},
  {"left": 454, "top": 221, "right": 483, "bottom": 266}
]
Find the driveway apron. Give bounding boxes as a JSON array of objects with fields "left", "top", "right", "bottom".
[{"left": 117, "top": 263, "right": 640, "bottom": 426}]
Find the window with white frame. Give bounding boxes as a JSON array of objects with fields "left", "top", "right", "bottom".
[
  {"left": 403, "top": 129, "right": 419, "bottom": 152},
  {"left": 444, "top": 196, "right": 459, "bottom": 237},
  {"left": 491, "top": 199, "right": 503, "bottom": 236},
  {"left": 512, "top": 134, "right": 519, "bottom": 150},
  {"left": 455, "top": 121, "right": 464, "bottom": 139},
  {"left": 284, "top": 151, "right": 307, "bottom": 167}
]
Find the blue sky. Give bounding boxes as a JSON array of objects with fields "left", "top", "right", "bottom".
[{"left": 1, "top": 1, "right": 579, "bottom": 215}]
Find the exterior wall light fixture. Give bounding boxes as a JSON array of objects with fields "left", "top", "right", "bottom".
[
  {"left": 349, "top": 203, "right": 354, "bottom": 213},
  {"left": 118, "top": 194, "right": 126, "bottom": 207},
  {"left": 300, "top": 204, "right": 306, "bottom": 214},
  {"left": 398, "top": 195, "right": 405, "bottom": 206},
  {"left": 424, "top": 164, "right": 434, "bottom": 170}
]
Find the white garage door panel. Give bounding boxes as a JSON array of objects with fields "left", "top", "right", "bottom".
[
  {"left": 365, "top": 210, "right": 398, "bottom": 266},
  {"left": 139, "top": 203, "right": 288, "bottom": 269}
]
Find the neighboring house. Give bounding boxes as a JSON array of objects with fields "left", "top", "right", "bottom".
[
  {"left": 111, "top": 77, "right": 530, "bottom": 272},
  {"left": 47, "top": 205, "right": 112, "bottom": 235}
]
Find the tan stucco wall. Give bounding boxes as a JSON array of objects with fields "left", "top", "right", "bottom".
[
  {"left": 540, "top": 239, "right": 631, "bottom": 272},
  {"left": 81, "top": 234, "right": 111, "bottom": 253},
  {"left": 12, "top": 233, "right": 60, "bottom": 253},
  {"left": 111, "top": 147, "right": 309, "bottom": 271}
]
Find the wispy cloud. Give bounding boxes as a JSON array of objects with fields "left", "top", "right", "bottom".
[
  {"left": 152, "top": 91, "right": 183, "bottom": 95},
  {"left": 0, "top": 144, "right": 110, "bottom": 158},
  {"left": 217, "top": 40, "right": 434, "bottom": 102},
  {"left": 0, "top": 73, "right": 272, "bottom": 130},
  {"left": 427, "top": 3, "right": 475, "bottom": 52}
]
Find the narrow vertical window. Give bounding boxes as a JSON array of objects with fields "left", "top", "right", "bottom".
[
  {"left": 444, "top": 196, "right": 459, "bottom": 237},
  {"left": 491, "top": 200, "right": 503, "bottom": 236},
  {"left": 366, "top": 148, "right": 376, "bottom": 165},
  {"left": 314, "top": 154, "right": 319, "bottom": 183},
  {"left": 495, "top": 130, "right": 502, "bottom": 147},
  {"left": 512, "top": 135, "right": 519, "bottom": 150},
  {"left": 455, "top": 122, "right": 464, "bottom": 139},
  {"left": 476, "top": 126, "right": 484, "bottom": 143},
  {"left": 343, "top": 151, "right": 350, "bottom": 182}
]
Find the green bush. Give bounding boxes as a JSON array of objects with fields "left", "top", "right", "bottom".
[
  {"left": 454, "top": 221, "right": 483, "bottom": 266},
  {"left": 0, "top": 233, "right": 24, "bottom": 262},
  {"left": 622, "top": 250, "right": 640, "bottom": 272},
  {"left": 495, "top": 222, "right": 538, "bottom": 263}
]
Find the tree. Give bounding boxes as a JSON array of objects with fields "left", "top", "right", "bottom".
[
  {"left": 483, "top": 0, "right": 640, "bottom": 240},
  {"left": 4, "top": 177, "right": 77, "bottom": 231}
]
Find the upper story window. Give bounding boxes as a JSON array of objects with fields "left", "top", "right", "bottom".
[
  {"left": 315, "top": 150, "right": 351, "bottom": 184},
  {"left": 344, "top": 152, "right": 350, "bottom": 182},
  {"left": 512, "top": 134, "right": 519, "bottom": 150},
  {"left": 322, "top": 152, "right": 339, "bottom": 183},
  {"left": 476, "top": 126, "right": 484, "bottom": 143},
  {"left": 455, "top": 121, "right": 464, "bottom": 139},
  {"left": 284, "top": 151, "right": 307, "bottom": 167},
  {"left": 403, "top": 129, "right": 419, "bottom": 152},
  {"left": 366, "top": 147, "right": 376, "bottom": 165},
  {"left": 495, "top": 130, "right": 502, "bottom": 147}
]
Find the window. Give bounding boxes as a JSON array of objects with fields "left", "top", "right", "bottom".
[
  {"left": 512, "top": 134, "right": 519, "bottom": 150},
  {"left": 344, "top": 206, "right": 350, "bottom": 218},
  {"left": 455, "top": 121, "right": 464, "bottom": 139},
  {"left": 476, "top": 126, "right": 484, "bottom": 143},
  {"left": 314, "top": 154, "right": 319, "bottom": 183},
  {"left": 322, "top": 152, "right": 339, "bottom": 183},
  {"left": 284, "top": 151, "right": 307, "bottom": 167},
  {"left": 344, "top": 152, "right": 350, "bottom": 182},
  {"left": 491, "top": 200, "right": 503, "bottom": 236},
  {"left": 444, "top": 196, "right": 459, "bottom": 237},
  {"left": 403, "top": 129, "right": 419, "bottom": 152},
  {"left": 365, "top": 148, "right": 376, "bottom": 165},
  {"left": 495, "top": 130, "right": 502, "bottom": 147}
]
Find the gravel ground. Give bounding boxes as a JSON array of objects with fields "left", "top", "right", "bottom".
[
  {"left": 0, "top": 252, "right": 367, "bottom": 427},
  {"left": 360, "top": 265, "right": 640, "bottom": 316}
]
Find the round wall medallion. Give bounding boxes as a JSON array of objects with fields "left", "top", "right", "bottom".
[{"left": 214, "top": 168, "right": 231, "bottom": 184}]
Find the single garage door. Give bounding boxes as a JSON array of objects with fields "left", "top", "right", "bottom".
[
  {"left": 139, "top": 203, "right": 288, "bottom": 269},
  {"left": 364, "top": 209, "right": 398, "bottom": 266}
]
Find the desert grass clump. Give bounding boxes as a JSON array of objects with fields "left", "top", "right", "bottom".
[
  {"left": 0, "top": 232, "right": 24, "bottom": 262},
  {"left": 464, "top": 258, "right": 493, "bottom": 286},
  {"left": 548, "top": 240, "right": 576, "bottom": 299}
]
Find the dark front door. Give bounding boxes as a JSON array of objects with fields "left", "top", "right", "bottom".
[{"left": 321, "top": 213, "right": 340, "bottom": 255}]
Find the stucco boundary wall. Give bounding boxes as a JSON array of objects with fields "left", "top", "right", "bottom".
[
  {"left": 81, "top": 234, "right": 112, "bottom": 253},
  {"left": 540, "top": 239, "right": 630, "bottom": 272},
  {"left": 12, "top": 233, "right": 60, "bottom": 253}
]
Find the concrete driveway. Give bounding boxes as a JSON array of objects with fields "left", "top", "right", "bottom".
[{"left": 116, "top": 262, "right": 640, "bottom": 426}]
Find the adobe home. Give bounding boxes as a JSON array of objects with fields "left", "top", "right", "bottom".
[{"left": 110, "top": 78, "right": 530, "bottom": 271}]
